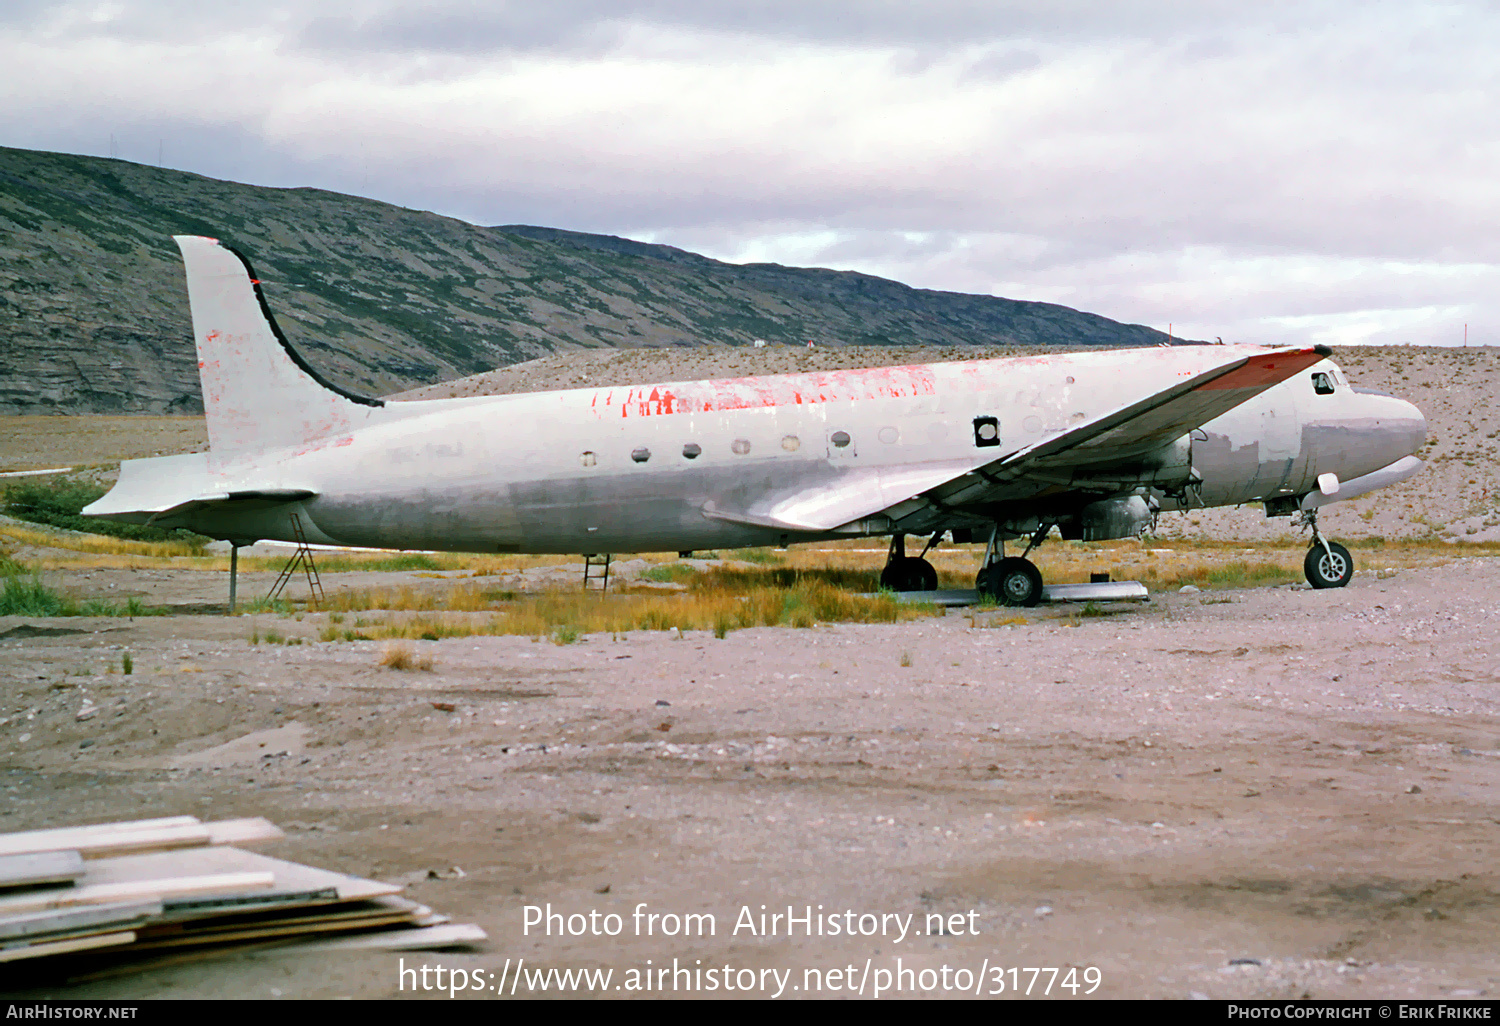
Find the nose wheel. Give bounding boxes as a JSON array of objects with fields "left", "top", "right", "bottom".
[{"left": 1299, "top": 509, "right": 1354, "bottom": 589}]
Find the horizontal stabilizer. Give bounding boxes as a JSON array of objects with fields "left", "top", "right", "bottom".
[{"left": 82, "top": 454, "right": 316, "bottom": 525}]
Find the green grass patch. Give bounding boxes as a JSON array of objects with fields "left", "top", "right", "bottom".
[
  {"left": 2, "top": 480, "right": 209, "bottom": 548},
  {"left": 640, "top": 563, "right": 696, "bottom": 584}
]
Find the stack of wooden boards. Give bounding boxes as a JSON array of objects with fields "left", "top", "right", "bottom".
[{"left": 0, "top": 815, "right": 486, "bottom": 976}]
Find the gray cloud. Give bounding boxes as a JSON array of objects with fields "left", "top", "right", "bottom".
[{"left": 2, "top": 1, "right": 1498, "bottom": 346}]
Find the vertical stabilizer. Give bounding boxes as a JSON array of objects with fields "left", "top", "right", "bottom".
[{"left": 174, "top": 235, "right": 383, "bottom": 456}]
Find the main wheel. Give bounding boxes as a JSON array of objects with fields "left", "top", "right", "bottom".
[
  {"left": 880, "top": 556, "right": 938, "bottom": 591},
  {"left": 978, "top": 557, "right": 1044, "bottom": 607},
  {"left": 1304, "top": 541, "right": 1353, "bottom": 589}
]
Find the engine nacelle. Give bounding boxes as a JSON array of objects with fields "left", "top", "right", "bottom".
[{"left": 1067, "top": 494, "right": 1155, "bottom": 541}]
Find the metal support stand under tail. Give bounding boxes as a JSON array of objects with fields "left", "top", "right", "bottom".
[
  {"left": 228, "top": 544, "right": 238, "bottom": 615},
  {"left": 583, "top": 553, "right": 613, "bottom": 594},
  {"left": 265, "top": 513, "right": 326, "bottom": 606}
]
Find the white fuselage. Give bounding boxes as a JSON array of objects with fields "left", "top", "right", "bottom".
[{"left": 172, "top": 347, "right": 1425, "bottom": 553}]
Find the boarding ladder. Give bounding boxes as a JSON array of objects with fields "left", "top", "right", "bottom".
[
  {"left": 583, "top": 553, "right": 613, "bottom": 594},
  {"left": 265, "top": 512, "right": 326, "bottom": 607}
]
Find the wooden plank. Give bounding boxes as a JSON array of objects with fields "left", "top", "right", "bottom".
[
  {"left": 0, "top": 900, "right": 160, "bottom": 942},
  {"left": 138, "top": 895, "right": 423, "bottom": 943},
  {"left": 0, "top": 817, "right": 199, "bottom": 856},
  {"left": 126, "top": 910, "right": 418, "bottom": 951},
  {"left": 0, "top": 850, "right": 84, "bottom": 889},
  {"left": 156, "top": 888, "right": 341, "bottom": 922},
  {"left": 0, "top": 823, "right": 211, "bottom": 860},
  {"left": 0, "top": 930, "right": 136, "bottom": 963},
  {"left": 62, "top": 847, "right": 402, "bottom": 902},
  {"left": 0, "top": 817, "right": 277, "bottom": 860},
  {"left": 204, "top": 818, "right": 283, "bottom": 847},
  {"left": 0, "top": 872, "right": 275, "bottom": 917},
  {"left": 268, "top": 923, "right": 488, "bottom": 954}
]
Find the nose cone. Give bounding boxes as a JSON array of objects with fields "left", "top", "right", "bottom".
[{"left": 1384, "top": 396, "right": 1427, "bottom": 459}]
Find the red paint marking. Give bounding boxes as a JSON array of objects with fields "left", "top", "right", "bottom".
[
  {"left": 1200, "top": 348, "right": 1325, "bottom": 390},
  {"left": 598, "top": 364, "right": 941, "bottom": 418}
]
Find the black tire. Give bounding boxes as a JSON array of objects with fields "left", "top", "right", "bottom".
[
  {"left": 880, "top": 556, "right": 938, "bottom": 591},
  {"left": 1304, "top": 541, "right": 1354, "bottom": 589},
  {"left": 978, "top": 557, "right": 1044, "bottom": 607}
]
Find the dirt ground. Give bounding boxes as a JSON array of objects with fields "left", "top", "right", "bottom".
[{"left": 3, "top": 558, "right": 1499, "bottom": 1000}]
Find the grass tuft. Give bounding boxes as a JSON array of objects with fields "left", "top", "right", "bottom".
[{"left": 379, "top": 642, "right": 433, "bottom": 670}]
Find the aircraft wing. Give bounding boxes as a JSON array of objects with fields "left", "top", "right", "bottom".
[
  {"left": 703, "top": 345, "right": 1330, "bottom": 532},
  {"left": 926, "top": 344, "right": 1333, "bottom": 513}
]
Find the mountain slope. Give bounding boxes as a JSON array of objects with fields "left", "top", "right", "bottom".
[{"left": 0, "top": 145, "right": 1173, "bottom": 415}]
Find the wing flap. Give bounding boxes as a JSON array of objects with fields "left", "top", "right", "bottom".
[{"left": 702, "top": 459, "right": 980, "bottom": 532}]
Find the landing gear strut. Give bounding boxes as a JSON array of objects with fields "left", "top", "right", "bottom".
[
  {"left": 1299, "top": 509, "right": 1354, "bottom": 589},
  {"left": 975, "top": 523, "right": 1048, "bottom": 607},
  {"left": 880, "top": 532, "right": 938, "bottom": 591}
]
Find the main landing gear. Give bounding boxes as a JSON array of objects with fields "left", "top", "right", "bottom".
[
  {"left": 1299, "top": 509, "right": 1354, "bottom": 589},
  {"left": 880, "top": 532, "right": 939, "bottom": 591},
  {"left": 975, "top": 524, "right": 1048, "bottom": 607}
]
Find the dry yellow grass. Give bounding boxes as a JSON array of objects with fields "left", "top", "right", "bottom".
[
  {"left": 0, "top": 524, "right": 206, "bottom": 559},
  {"left": 378, "top": 641, "right": 433, "bottom": 671},
  {"left": 337, "top": 579, "right": 938, "bottom": 642}
]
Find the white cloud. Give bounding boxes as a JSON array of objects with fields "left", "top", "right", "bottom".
[{"left": 2, "top": 1, "right": 1499, "bottom": 345}]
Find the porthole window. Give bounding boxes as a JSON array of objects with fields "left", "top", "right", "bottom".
[
  {"left": 631, "top": 447, "right": 651, "bottom": 463},
  {"left": 973, "top": 416, "right": 1000, "bottom": 447},
  {"left": 781, "top": 435, "right": 800, "bottom": 452},
  {"left": 830, "top": 431, "right": 851, "bottom": 448},
  {"left": 878, "top": 426, "right": 898, "bottom": 444},
  {"left": 682, "top": 443, "right": 702, "bottom": 459},
  {"left": 731, "top": 438, "right": 752, "bottom": 455},
  {"left": 580, "top": 451, "right": 597, "bottom": 467}
]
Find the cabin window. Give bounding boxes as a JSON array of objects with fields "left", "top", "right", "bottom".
[
  {"left": 973, "top": 416, "right": 1001, "bottom": 447},
  {"left": 830, "top": 431, "right": 851, "bottom": 448},
  {"left": 878, "top": 426, "right": 899, "bottom": 444},
  {"left": 1312, "top": 372, "right": 1335, "bottom": 395},
  {"left": 631, "top": 447, "right": 651, "bottom": 463},
  {"left": 782, "top": 435, "right": 800, "bottom": 452},
  {"left": 682, "top": 443, "right": 702, "bottom": 459},
  {"left": 580, "top": 451, "right": 597, "bottom": 467},
  {"left": 732, "top": 438, "right": 752, "bottom": 455}
]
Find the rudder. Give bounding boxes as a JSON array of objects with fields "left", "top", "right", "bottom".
[{"left": 174, "top": 235, "right": 383, "bottom": 456}]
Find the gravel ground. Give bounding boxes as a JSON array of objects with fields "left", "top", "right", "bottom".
[{"left": 3, "top": 560, "right": 1499, "bottom": 999}]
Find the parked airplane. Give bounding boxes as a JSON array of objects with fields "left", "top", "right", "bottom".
[{"left": 85, "top": 236, "right": 1427, "bottom": 606}]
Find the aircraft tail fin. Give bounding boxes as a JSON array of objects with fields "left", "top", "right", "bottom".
[{"left": 174, "top": 235, "right": 383, "bottom": 456}]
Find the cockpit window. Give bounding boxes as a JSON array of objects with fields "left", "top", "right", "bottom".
[{"left": 1312, "top": 372, "right": 1335, "bottom": 395}]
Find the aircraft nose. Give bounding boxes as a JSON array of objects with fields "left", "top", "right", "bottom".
[{"left": 1386, "top": 396, "right": 1427, "bottom": 459}]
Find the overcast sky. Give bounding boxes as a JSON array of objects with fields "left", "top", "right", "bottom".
[{"left": 3, "top": 1, "right": 1497, "bottom": 346}]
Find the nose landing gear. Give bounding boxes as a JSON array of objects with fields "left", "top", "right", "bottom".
[{"left": 1299, "top": 509, "right": 1354, "bottom": 589}]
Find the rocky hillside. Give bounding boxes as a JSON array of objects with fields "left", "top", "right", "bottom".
[{"left": 0, "top": 145, "right": 1173, "bottom": 415}]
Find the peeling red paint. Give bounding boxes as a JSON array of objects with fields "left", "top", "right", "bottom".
[
  {"left": 1201, "top": 348, "right": 1324, "bottom": 391},
  {"left": 595, "top": 363, "right": 942, "bottom": 418}
]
